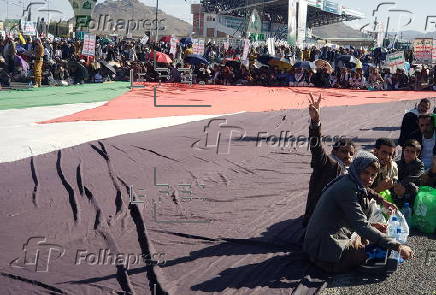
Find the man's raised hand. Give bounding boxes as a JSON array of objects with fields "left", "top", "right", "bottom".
[{"left": 308, "top": 93, "right": 323, "bottom": 123}]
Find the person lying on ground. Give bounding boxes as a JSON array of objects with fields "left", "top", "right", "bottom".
[
  {"left": 371, "top": 138, "right": 398, "bottom": 193},
  {"left": 404, "top": 115, "right": 436, "bottom": 170},
  {"left": 393, "top": 139, "right": 424, "bottom": 207},
  {"left": 398, "top": 98, "right": 431, "bottom": 147},
  {"left": 304, "top": 151, "right": 413, "bottom": 274}
]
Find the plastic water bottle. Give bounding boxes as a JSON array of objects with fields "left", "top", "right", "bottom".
[
  {"left": 387, "top": 216, "right": 401, "bottom": 268},
  {"left": 387, "top": 215, "right": 408, "bottom": 269},
  {"left": 387, "top": 216, "right": 400, "bottom": 237},
  {"left": 401, "top": 203, "right": 412, "bottom": 228}
]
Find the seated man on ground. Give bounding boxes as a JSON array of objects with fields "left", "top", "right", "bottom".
[
  {"left": 304, "top": 151, "right": 413, "bottom": 273},
  {"left": 303, "top": 93, "right": 355, "bottom": 226},
  {"left": 371, "top": 138, "right": 398, "bottom": 193},
  {"left": 394, "top": 139, "right": 424, "bottom": 207},
  {"left": 398, "top": 98, "right": 431, "bottom": 147},
  {"left": 391, "top": 69, "right": 410, "bottom": 90},
  {"left": 303, "top": 95, "right": 396, "bottom": 226},
  {"left": 404, "top": 115, "right": 436, "bottom": 170}
]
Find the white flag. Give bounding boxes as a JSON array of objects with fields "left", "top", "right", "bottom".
[
  {"left": 140, "top": 35, "right": 149, "bottom": 45},
  {"left": 267, "top": 38, "right": 275, "bottom": 56},
  {"left": 242, "top": 39, "right": 250, "bottom": 60}
]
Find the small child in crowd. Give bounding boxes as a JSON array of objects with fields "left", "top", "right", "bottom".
[{"left": 394, "top": 139, "right": 425, "bottom": 207}]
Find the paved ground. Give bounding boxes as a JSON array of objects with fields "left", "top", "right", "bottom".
[{"left": 320, "top": 230, "right": 436, "bottom": 295}]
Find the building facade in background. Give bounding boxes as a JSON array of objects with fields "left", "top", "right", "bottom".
[{"left": 192, "top": 0, "right": 365, "bottom": 45}]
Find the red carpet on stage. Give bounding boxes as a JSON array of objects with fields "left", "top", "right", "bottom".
[{"left": 39, "top": 84, "right": 436, "bottom": 124}]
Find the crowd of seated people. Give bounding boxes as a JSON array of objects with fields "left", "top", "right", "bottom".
[
  {"left": 1, "top": 33, "right": 435, "bottom": 91},
  {"left": 302, "top": 96, "right": 436, "bottom": 273}
]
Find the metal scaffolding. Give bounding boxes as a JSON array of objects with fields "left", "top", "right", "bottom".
[{"left": 200, "top": 0, "right": 363, "bottom": 40}]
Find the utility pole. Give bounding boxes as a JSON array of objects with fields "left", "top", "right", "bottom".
[
  {"left": 154, "top": 0, "right": 158, "bottom": 69},
  {"left": 155, "top": 0, "right": 159, "bottom": 42}
]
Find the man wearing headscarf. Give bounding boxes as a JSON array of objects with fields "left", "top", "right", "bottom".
[
  {"left": 304, "top": 151, "right": 413, "bottom": 273},
  {"left": 33, "top": 38, "right": 44, "bottom": 87}
]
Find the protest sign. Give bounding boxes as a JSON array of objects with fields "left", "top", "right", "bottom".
[
  {"left": 140, "top": 35, "right": 149, "bottom": 45},
  {"left": 22, "top": 21, "right": 37, "bottom": 36},
  {"left": 386, "top": 51, "right": 405, "bottom": 72},
  {"left": 413, "top": 38, "right": 433, "bottom": 64},
  {"left": 192, "top": 39, "right": 205, "bottom": 55},
  {"left": 433, "top": 39, "right": 436, "bottom": 63},
  {"left": 169, "top": 38, "right": 178, "bottom": 55},
  {"left": 82, "top": 33, "right": 96, "bottom": 57}
]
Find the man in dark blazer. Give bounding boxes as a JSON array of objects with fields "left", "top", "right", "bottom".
[
  {"left": 403, "top": 114, "right": 436, "bottom": 170},
  {"left": 398, "top": 98, "right": 431, "bottom": 146}
]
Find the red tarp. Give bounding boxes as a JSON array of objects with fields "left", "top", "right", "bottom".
[{"left": 39, "top": 84, "right": 436, "bottom": 124}]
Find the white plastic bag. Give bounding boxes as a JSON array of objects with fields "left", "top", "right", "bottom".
[{"left": 368, "top": 199, "right": 387, "bottom": 224}]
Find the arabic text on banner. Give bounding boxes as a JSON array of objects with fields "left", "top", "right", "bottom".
[
  {"left": 433, "top": 39, "right": 436, "bottom": 63},
  {"left": 386, "top": 51, "right": 405, "bottom": 72},
  {"left": 413, "top": 38, "right": 433, "bottom": 64},
  {"left": 22, "top": 21, "right": 37, "bottom": 36},
  {"left": 82, "top": 33, "right": 96, "bottom": 57},
  {"left": 192, "top": 39, "right": 205, "bottom": 55}
]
